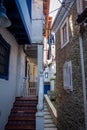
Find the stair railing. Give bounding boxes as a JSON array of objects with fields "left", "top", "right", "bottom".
[
  {"left": 36, "top": 70, "right": 44, "bottom": 130},
  {"left": 22, "top": 77, "right": 37, "bottom": 97}
]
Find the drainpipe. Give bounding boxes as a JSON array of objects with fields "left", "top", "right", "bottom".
[{"left": 79, "top": 34, "right": 87, "bottom": 130}]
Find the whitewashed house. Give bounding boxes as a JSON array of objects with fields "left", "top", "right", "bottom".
[
  {"left": 0, "top": 0, "right": 44, "bottom": 130},
  {"left": 43, "top": 0, "right": 56, "bottom": 94}
]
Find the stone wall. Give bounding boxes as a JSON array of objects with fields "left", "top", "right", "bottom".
[{"left": 55, "top": 2, "right": 86, "bottom": 130}]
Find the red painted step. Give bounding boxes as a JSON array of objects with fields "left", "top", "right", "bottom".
[
  {"left": 15, "top": 98, "right": 37, "bottom": 103},
  {"left": 8, "top": 115, "right": 35, "bottom": 121},
  {"left": 5, "top": 96, "right": 38, "bottom": 130},
  {"left": 13, "top": 103, "right": 37, "bottom": 107},
  {"left": 5, "top": 124, "right": 35, "bottom": 130},
  {"left": 11, "top": 109, "right": 36, "bottom": 113}
]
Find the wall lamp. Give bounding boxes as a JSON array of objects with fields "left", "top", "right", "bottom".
[{"left": 0, "top": 0, "right": 11, "bottom": 27}]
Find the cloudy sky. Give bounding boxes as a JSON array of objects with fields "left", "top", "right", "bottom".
[{"left": 49, "top": 0, "right": 62, "bottom": 24}]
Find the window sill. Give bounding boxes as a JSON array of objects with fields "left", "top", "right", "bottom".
[{"left": 61, "top": 40, "right": 69, "bottom": 48}]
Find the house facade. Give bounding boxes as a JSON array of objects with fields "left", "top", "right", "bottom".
[
  {"left": 43, "top": 0, "right": 56, "bottom": 94},
  {"left": 43, "top": 40, "right": 56, "bottom": 93},
  {"left": 0, "top": 0, "right": 44, "bottom": 130},
  {"left": 52, "top": 0, "right": 87, "bottom": 130},
  {"left": 0, "top": 27, "right": 22, "bottom": 130},
  {"left": 0, "top": 0, "right": 32, "bottom": 129}
]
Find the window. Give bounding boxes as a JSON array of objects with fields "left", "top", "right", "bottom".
[
  {"left": 45, "top": 72, "right": 48, "bottom": 78},
  {"left": 0, "top": 35, "right": 10, "bottom": 80},
  {"left": 60, "top": 17, "right": 69, "bottom": 48},
  {"left": 63, "top": 61, "right": 73, "bottom": 91}
]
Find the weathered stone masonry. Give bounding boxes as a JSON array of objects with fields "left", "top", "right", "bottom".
[{"left": 55, "top": 2, "right": 86, "bottom": 130}]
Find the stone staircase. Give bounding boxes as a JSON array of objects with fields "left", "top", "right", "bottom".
[
  {"left": 5, "top": 97, "right": 38, "bottom": 130},
  {"left": 44, "top": 101, "right": 57, "bottom": 130}
]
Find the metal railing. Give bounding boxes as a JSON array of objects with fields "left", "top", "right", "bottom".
[
  {"left": 23, "top": 77, "right": 37, "bottom": 97},
  {"left": 27, "top": 85, "right": 37, "bottom": 97}
]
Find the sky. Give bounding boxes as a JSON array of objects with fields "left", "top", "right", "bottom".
[{"left": 49, "top": 0, "right": 62, "bottom": 24}]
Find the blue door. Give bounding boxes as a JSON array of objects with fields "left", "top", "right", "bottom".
[{"left": 44, "top": 84, "right": 50, "bottom": 94}]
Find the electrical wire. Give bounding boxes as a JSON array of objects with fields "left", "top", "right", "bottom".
[
  {"left": 57, "top": 0, "right": 71, "bottom": 12},
  {"left": 59, "top": 0, "right": 67, "bottom": 5},
  {"left": 48, "top": 1, "right": 72, "bottom": 15},
  {"left": 48, "top": 7, "right": 61, "bottom": 15},
  {"left": 32, "top": 1, "right": 73, "bottom": 20}
]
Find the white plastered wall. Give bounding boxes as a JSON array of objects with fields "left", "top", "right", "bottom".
[
  {"left": 32, "top": 0, "right": 43, "bottom": 43},
  {"left": 0, "top": 27, "right": 25, "bottom": 130}
]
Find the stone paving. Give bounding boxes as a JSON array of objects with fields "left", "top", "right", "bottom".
[{"left": 44, "top": 102, "right": 57, "bottom": 130}]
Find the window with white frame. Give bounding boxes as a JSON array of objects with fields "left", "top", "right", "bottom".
[
  {"left": 76, "top": 0, "right": 83, "bottom": 14},
  {"left": 63, "top": 61, "right": 73, "bottom": 91},
  {"left": 60, "top": 17, "right": 69, "bottom": 48}
]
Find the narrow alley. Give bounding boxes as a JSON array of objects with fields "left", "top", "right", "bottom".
[{"left": 0, "top": 0, "right": 87, "bottom": 130}]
